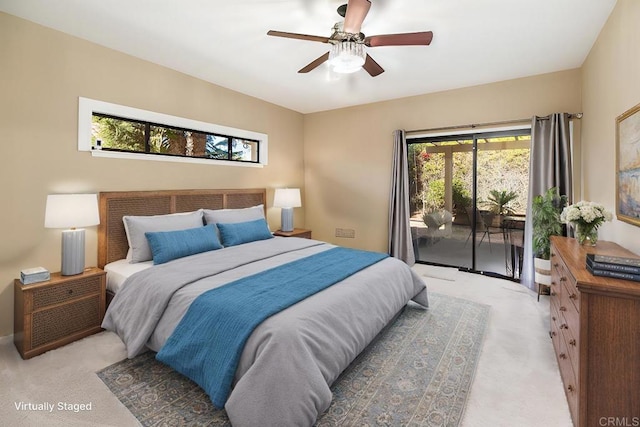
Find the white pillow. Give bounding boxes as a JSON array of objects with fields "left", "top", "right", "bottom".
[
  {"left": 123, "top": 210, "right": 204, "bottom": 263},
  {"left": 203, "top": 204, "right": 265, "bottom": 225}
]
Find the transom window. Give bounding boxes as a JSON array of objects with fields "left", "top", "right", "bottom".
[
  {"left": 77, "top": 97, "right": 268, "bottom": 167},
  {"left": 92, "top": 113, "right": 259, "bottom": 163}
]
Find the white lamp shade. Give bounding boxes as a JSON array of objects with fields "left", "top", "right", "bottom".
[
  {"left": 45, "top": 194, "right": 100, "bottom": 229},
  {"left": 273, "top": 188, "right": 302, "bottom": 208}
]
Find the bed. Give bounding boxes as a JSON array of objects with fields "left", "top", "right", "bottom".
[{"left": 98, "top": 189, "right": 428, "bottom": 427}]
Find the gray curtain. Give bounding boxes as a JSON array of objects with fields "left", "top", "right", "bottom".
[
  {"left": 521, "top": 113, "right": 573, "bottom": 289},
  {"left": 388, "top": 129, "right": 415, "bottom": 265}
]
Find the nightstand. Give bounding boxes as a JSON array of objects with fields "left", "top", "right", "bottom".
[
  {"left": 273, "top": 228, "right": 312, "bottom": 239},
  {"left": 14, "top": 267, "right": 106, "bottom": 359}
]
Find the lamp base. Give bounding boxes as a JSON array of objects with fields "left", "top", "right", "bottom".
[
  {"left": 280, "top": 207, "right": 294, "bottom": 232},
  {"left": 61, "top": 229, "right": 85, "bottom": 276}
]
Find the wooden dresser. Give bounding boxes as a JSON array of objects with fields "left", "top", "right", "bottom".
[{"left": 549, "top": 236, "right": 640, "bottom": 426}]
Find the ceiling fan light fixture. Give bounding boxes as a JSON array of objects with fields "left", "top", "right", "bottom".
[{"left": 328, "top": 42, "right": 365, "bottom": 74}]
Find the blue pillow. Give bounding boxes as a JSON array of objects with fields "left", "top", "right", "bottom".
[
  {"left": 145, "top": 225, "right": 223, "bottom": 265},
  {"left": 217, "top": 218, "right": 273, "bottom": 247}
]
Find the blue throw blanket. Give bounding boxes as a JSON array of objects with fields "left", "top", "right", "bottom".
[{"left": 156, "top": 246, "right": 388, "bottom": 408}]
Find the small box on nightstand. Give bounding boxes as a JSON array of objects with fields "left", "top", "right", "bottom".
[{"left": 20, "top": 267, "right": 50, "bottom": 285}]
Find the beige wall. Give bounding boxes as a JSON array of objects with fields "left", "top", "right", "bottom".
[
  {"left": 0, "top": 13, "right": 305, "bottom": 337},
  {"left": 581, "top": 0, "right": 640, "bottom": 255},
  {"left": 304, "top": 70, "right": 582, "bottom": 252},
  {"left": 3, "top": 1, "right": 639, "bottom": 339}
]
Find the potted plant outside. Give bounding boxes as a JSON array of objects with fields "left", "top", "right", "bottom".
[
  {"left": 487, "top": 189, "right": 518, "bottom": 216},
  {"left": 531, "top": 187, "right": 567, "bottom": 296},
  {"left": 486, "top": 189, "right": 519, "bottom": 227}
]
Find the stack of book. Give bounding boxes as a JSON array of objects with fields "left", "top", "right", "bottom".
[{"left": 586, "top": 254, "right": 640, "bottom": 282}]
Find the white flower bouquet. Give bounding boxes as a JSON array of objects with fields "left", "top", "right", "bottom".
[{"left": 560, "top": 201, "right": 612, "bottom": 245}]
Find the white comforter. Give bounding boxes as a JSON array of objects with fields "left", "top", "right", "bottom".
[{"left": 102, "top": 237, "right": 428, "bottom": 426}]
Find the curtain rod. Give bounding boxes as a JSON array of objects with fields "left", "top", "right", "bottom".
[{"left": 405, "top": 113, "right": 583, "bottom": 135}]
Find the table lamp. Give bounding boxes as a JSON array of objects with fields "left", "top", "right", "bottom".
[
  {"left": 273, "top": 188, "right": 301, "bottom": 232},
  {"left": 45, "top": 194, "right": 100, "bottom": 276}
]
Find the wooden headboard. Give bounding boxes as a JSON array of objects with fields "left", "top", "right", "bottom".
[{"left": 97, "top": 189, "right": 267, "bottom": 268}]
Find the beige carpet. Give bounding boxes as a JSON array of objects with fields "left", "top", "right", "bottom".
[
  {"left": 97, "top": 293, "right": 487, "bottom": 426},
  {"left": 0, "top": 265, "right": 573, "bottom": 427}
]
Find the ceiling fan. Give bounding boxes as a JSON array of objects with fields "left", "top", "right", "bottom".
[{"left": 267, "top": 0, "right": 433, "bottom": 77}]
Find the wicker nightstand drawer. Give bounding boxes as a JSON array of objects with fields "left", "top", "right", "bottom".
[
  {"left": 32, "top": 274, "right": 102, "bottom": 310},
  {"left": 31, "top": 295, "right": 102, "bottom": 348},
  {"left": 14, "top": 268, "right": 106, "bottom": 359}
]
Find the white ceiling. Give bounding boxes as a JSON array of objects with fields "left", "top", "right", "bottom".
[{"left": 0, "top": 0, "right": 617, "bottom": 114}]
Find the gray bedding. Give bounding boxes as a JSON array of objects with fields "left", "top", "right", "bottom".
[{"left": 102, "top": 237, "right": 428, "bottom": 427}]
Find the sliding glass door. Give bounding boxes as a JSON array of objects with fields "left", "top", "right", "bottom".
[{"left": 408, "top": 129, "right": 531, "bottom": 279}]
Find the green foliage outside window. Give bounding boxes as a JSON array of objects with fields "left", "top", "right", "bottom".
[
  {"left": 93, "top": 116, "right": 145, "bottom": 151},
  {"left": 452, "top": 179, "right": 472, "bottom": 213},
  {"left": 91, "top": 114, "right": 258, "bottom": 163},
  {"left": 408, "top": 141, "right": 529, "bottom": 218}
]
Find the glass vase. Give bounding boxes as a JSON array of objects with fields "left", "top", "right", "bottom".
[{"left": 574, "top": 223, "right": 598, "bottom": 246}]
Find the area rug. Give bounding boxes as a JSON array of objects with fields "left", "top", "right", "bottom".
[{"left": 97, "top": 293, "right": 489, "bottom": 426}]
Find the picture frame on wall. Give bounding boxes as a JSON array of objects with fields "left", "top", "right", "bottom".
[{"left": 616, "top": 102, "right": 640, "bottom": 227}]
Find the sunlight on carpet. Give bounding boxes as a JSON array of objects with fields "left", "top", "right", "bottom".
[
  {"left": 97, "top": 293, "right": 489, "bottom": 426},
  {"left": 420, "top": 268, "right": 460, "bottom": 282}
]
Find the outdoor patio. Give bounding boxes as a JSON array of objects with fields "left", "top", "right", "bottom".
[{"left": 413, "top": 222, "right": 524, "bottom": 280}]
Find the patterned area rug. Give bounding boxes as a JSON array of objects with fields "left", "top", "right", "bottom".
[{"left": 97, "top": 293, "right": 489, "bottom": 426}]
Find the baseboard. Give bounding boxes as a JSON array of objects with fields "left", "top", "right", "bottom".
[{"left": 0, "top": 334, "right": 14, "bottom": 346}]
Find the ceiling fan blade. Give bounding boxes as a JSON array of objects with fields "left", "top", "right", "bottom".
[
  {"left": 365, "top": 31, "right": 433, "bottom": 47},
  {"left": 363, "top": 54, "right": 384, "bottom": 77},
  {"left": 343, "top": 0, "right": 371, "bottom": 34},
  {"left": 267, "top": 30, "right": 330, "bottom": 44},
  {"left": 298, "top": 52, "right": 330, "bottom": 73}
]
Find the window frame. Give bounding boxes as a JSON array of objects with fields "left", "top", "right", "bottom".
[{"left": 78, "top": 97, "right": 268, "bottom": 167}]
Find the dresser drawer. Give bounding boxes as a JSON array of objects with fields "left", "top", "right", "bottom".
[
  {"left": 553, "top": 254, "right": 579, "bottom": 309},
  {"left": 550, "top": 302, "right": 563, "bottom": 353},
  {"left": 549, "top": 278, "right": 563, "bottom": 305},
  {"left": 549, "top": 274, "right": 563, "bottom": 311},
  {"left": 560, "top": 269, "right": 580, "bottom": 314},
  {"left": 559, "top": 312, "right": 579, "bottom": 380},
  {"left": 556, "top": 331, "right": 579, "bottom": 426},
  {"left": 549, "top": 251, "right": 564, "bottom": 304},
  {"left": 560, "top": 283, "right": 580, "bottom": 337},
  {"left": 564, "top": 281, "right": 580, "bottom": 313}
]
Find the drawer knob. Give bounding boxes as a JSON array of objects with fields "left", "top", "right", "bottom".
[
  {"left": 567, "top": 385, "right": 575, "bottom": 392},
  {"left": 559, "top": 306, "right": 567, "bottom": 312},
  {"left": 560, "top": 324, "right": 568, "bottom": 330},
  {"left": 552, "top": 316, "right": 557, "bottom": 321},
  {"left": 559, "top": 353, "right": 567, "bottom": 359},
  {"left": 560, "top": 276, "right": 567, "bottom": 282},
  {"left": 569, "top": 339, "right": 576, "bottom": 346},
  {"left": 551, "top": 331, "right": 557, "bottom": 337},
  {"left": 569, "top": 293, "right": 577, "bottom": 300},
  {"left": 553, "top": 262, "right": 559, "bottom": 267}
]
